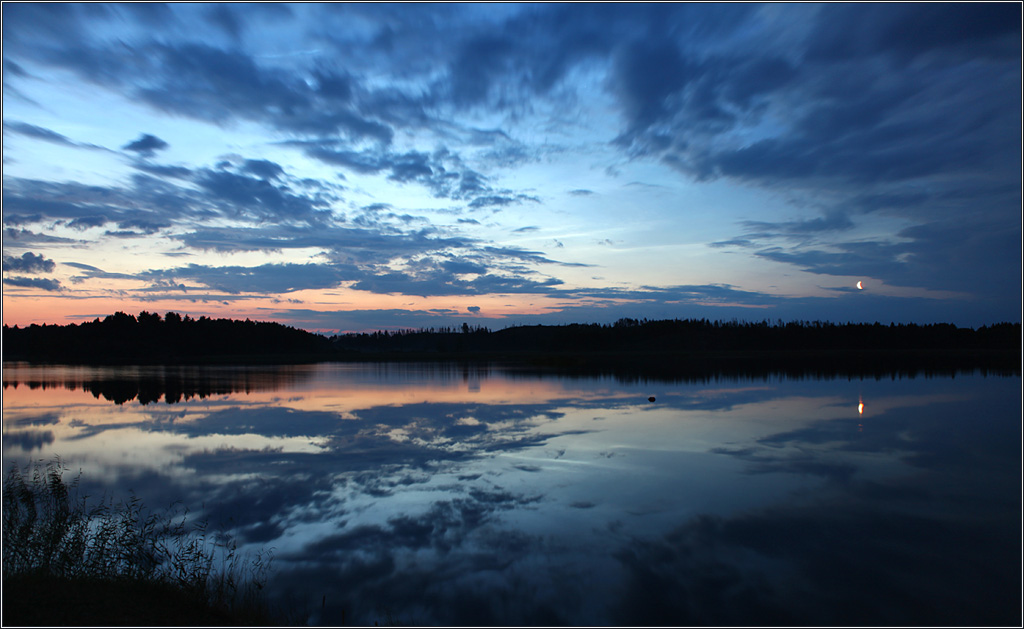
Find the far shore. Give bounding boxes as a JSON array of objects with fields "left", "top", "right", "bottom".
[{"left": 4, "top": 314, "right": 1019, "bottom": 375}]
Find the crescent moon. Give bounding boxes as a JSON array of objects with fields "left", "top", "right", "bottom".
[{"left": 856, "top": 281, "right": 864, "bottom": 290}]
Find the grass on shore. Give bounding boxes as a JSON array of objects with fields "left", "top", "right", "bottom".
[{"left": 2, "top": 458, "right": 285, "bottom": 626}]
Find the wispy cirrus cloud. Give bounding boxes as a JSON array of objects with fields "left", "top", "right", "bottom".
[{"left": 3, "top": 120, "right": 109, "bottom": 151}]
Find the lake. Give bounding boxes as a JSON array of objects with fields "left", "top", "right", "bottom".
[{"left": 2, "top": 362, "right": 1019, "bottom": 626}]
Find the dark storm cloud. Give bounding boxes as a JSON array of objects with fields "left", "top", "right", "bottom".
[
  {"left": 3, "top": 276, "right": 62, "bottom": 291},
  {"left": 122, "top": 133, "right": 168, "bottom": 157},
  {"left": 2, "top": 251, "right": 56, "bottom": 274}
]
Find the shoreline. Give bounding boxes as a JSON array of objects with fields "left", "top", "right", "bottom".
[{"left": 4, "top": 347, "right": 1019, "bottom": 374}]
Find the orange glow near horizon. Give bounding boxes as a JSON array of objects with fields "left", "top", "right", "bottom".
[{"left": 1, "top": 286, "right": 590, "bottom": 332}]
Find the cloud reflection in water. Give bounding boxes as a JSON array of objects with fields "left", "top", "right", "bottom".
[{"left": 2, "top": 364, "right": 1018, "bottom": 625}]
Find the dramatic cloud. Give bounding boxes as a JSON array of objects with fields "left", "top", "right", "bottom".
[
  {"left": 2, "top": 251, "right": 56, "bottom": 274},
  {"left": 2, "top": 3, "right": 1019, "bottom": 328}
]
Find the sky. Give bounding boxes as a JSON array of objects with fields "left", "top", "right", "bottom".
[{"left": 2, "top": 3, "right": 1021, "bottom": 333}]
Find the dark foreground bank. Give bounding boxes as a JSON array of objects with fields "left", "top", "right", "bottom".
[
  {"left": 2, "top": 576, "right": 278, "bottom": 627},
  {"left": 1, "top": 459, "right": 288, "bottom": 627}
]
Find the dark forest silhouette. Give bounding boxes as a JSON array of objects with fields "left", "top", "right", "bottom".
[
  {"left": 3, "top": 311, "right": 328, "bottom": 364},
  {"left": 332, "top": 317, "right": 1021, "bottom": 379},
  {"left": 2, "top": 312, "right": 1020, "bottom": 376},
  {"left": 332, "top": 317, "right": 1019, "bottom": 354}
]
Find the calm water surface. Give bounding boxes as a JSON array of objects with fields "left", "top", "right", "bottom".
[{"left": 2, "top": 362, "right": 1019, "bottom": 626}]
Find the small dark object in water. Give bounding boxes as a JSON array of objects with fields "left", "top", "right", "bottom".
[{"left": 648, "top": 396, "right": 656, "bottom": 402}]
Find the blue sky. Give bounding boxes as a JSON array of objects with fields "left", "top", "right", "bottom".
[{"left": 2, "top": 3, "right": 1020, "bottom": 332}]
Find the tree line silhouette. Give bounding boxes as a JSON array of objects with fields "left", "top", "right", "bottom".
[
  {"left": 3, "top": 312, "right": 1019, "bottom": 372},
  {"left": 332, "top": 316, "right": 1018, "bottom": 353},
  {"left": 2, "top": 311, "right": 329, "bottom": 364}
]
